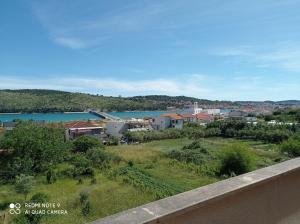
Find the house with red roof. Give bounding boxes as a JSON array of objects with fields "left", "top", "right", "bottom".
[
  {"left": 194, "top": 113, "right": 214, "bottom": 125},
  {"left": 181, "top": 113, "right": 195, "bottom": 122},
  {"left": 152, "top": 114, "right": 184, "bottom": 130}
]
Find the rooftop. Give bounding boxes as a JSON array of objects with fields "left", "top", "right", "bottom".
[
  {"left": 161, "top": 114, "right": 183, "bottom": 120},
  {"left": 64, "top": 121, "right": 102, "bottom": 129}
]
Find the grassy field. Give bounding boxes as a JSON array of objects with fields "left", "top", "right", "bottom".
[{"left": 0, "top": 137, "right": 286, "bottom": 224}]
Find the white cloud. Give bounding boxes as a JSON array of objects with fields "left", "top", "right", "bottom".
[
  {"left": 0, "top": 76, "right": 210, "bottom": 97},
  {"left": 30, "top": 0, "right": 186, "bottom": 49},
  {"left": 32, "top": 0, "right": 295, "bottom": 50},
  {"left": 53, "top": 37, "right": 87, "bottom": 49},
  {"left": 1, "top": 73, "right": 299, "bottom": 101},
  {"left": 212, "top": 42, "right": 300, "bottom": 72}
]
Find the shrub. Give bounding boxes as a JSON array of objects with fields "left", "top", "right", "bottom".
[
  {"left": 15, "top": 174, "right": 34, "bottom": 200},
  {"left": 218, "top": 145, "right": 255, "bottom": 176},
  {"left": 205, "top": 128, "right": 221, "bottom": 137},
  {"left": 91, "top": 177, "right": 97, "bottom": 184},
  {"left": 0, "top": 201, "right": 10, "bottom": 210},
  {"left": 31, "top": 193, "right": 49, "bottom": 203},
  {"left": 128, "top": 160, "right": 134, "bottom": 167},
  {"left": 25, "top": 193, "right": 49, "bottom": 224},
  {"left": 168, "top": 141, "right": 210, "bottom": 165},
  {"left": 46, "top": 169, "right": 57, "bottom": 184},
  {"left": 281, "top": 139, "right": 300, "bottom": 157},
  {"left": 86, "top": 148, "right": 111, "bottom": 169},
  {"left": 108, "top": 136, "right": 119, "bottom": 145},
  {"left": 82, "top": 201, "right": 91, "bottom": 216},
  {"left": 79, "top": 190, "right": 89, "bottom": 204},
  {"left": 73, "top": 136, "right": 103, "bottom": 153},
  {"left": 70, "top": 154, "right": 94, "bottom": 177}
]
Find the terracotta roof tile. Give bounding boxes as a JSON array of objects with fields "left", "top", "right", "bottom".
[
  {"left": 181, "top": 113, "right": 194, "bottom": 118},
  {"left": 194, "top": 113, "right": 213, "bottom": 119},
  {"left": 161, "top": 113, "right": 183, "bottom": 120}
]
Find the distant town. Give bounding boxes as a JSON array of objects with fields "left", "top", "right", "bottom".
[
  {"left": 1, "top": 89, "right": 300, "bottom": 224},
  {"left": 1, "top": 93, "right": 300, "bottom": 143}
]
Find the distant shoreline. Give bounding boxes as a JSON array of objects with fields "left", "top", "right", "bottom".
[{"left": 0, "top": 112, "right": 86, "bottom": 115}]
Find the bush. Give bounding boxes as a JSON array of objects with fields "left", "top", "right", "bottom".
[
  {"left": 79, "top": 190, "right": 89, "bottom": 204},
  {"left": 168, "top": 141, "right": 210, "bottom": 165},
  {"left": 31, "top": 193, "right": 49, "bottom": 203},
  {"left": 73, "top": 136, "right": 103, "bottom": 153},
  {"left": 15, "top": 174, "right": 34, "bottom": 200},
  {"left": 128, "top": 160, "right": 134, "bottom": 167},
  {"left": 281, "top": 139, "right": 300, "bottom": 157},
  {"left": 0, "top": 201, "right": 10, "bottom": 210},
  {"left": 86, "top": 148, "right": 111, "bottom": 169},
  {"left": 82, "top": 201, "right": 91, "bottom": 216},
  {"left": 25, "top": 193, "right": 49, "bottom": 224},
  {"left": 70, "top": 154, "right": 94, "bottom": 178},
  {"left": 46, "top": 169, "right": 57, "bottom": 184},
  {"left": 91, "top": 177, "right": 97, "bottom": 184},
  {"left": 108, "top": 136, "right": 119, "bottom": 145},
  {"left": 218, "top": 145, "right": 255, "bottom": 176}
]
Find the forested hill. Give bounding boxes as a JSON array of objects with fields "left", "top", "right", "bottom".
[{"left": 0, "top": 89, "right": 234, "bottom": 113}]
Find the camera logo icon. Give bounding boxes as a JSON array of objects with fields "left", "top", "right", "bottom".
[{"left": 9, "top": 203, "right": 21, "bottom": 215}]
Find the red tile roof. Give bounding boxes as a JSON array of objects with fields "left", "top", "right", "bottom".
[
  {"left": 181, "top": 113, "right": 194, "bottom": 118},
  {"left": 64, "top": 121, "right": 100, "bottom": 129},
  {"left": 194, "top": 113, "right": 213, "bottom": 120},
  {"left": 161, "top": 113, "right": 183, "bottom": 120}
]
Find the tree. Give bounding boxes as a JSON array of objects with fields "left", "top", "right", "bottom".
[
  {"left": 70, "top": 154, "right": 94, "bottom": 177},
  {"left": 281, "top": 139, "right": 300, "bottom": 157},
  {"left": 296, "top": 112, "right": 300, "bottom": 123},
  {"left": 86, "top": 148, "right": 114, "bottom": 169},
  {"left": 15, "top": 174, "right": 34, "bottom": 200},
  {"left": 0, "top": 122, "right": 70, "bottom": 179},
  {"left": 73, "top": 136, "right": 103, "bottom": 153},
  {"left": 218, "top": 144, "right": 255, "bottom": 176},
  {"left": 264, "top": 115, "right": 274, "bottom": 122}
]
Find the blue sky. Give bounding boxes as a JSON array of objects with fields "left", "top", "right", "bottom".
[{"left": 1, "top": 0, "right": 300, "bottom": 100}]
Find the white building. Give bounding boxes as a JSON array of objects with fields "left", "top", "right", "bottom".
[
  {"left": 193, "top": 102, "right": 220, "bottom": 115},
  {"left": 193, "top": 102, "right": 203, "bottom": 115},
  {"left": 203, "top": 109, "right": 221, "bottom": 115}
]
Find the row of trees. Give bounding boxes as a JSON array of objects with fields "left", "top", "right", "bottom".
[
  {"left": 124, "top": 119, "right": 299, "bottom": 144},
  {"left": 263, "top": 108, "right": 300, "bottom": 123},
  {"left": 207, "top": 120, "right": 298, "bottom": 143}
]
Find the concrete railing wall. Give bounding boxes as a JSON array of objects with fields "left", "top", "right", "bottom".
[{"left": 91, "top": 158, "right": 300, "bottom": 224}]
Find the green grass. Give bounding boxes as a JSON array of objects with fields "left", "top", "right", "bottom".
[{"left": 0, "top": 137, "right": 288, "bottom": 224}]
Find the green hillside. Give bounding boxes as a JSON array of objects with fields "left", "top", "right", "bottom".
[{"left": 0, "top": 89, "right": 234, "bottom": 113}]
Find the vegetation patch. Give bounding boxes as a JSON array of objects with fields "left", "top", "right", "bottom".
[
  {"left": 217, "top": 144, "right": 256, "bottom": 176},
  {"left": 168, "top": 141, "right": 212, "bottom": 165},
  {"left": 112, "top": 166, "right": 186, "bottom": 199}
]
